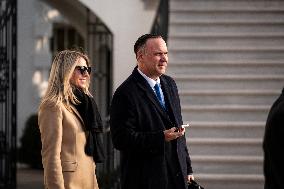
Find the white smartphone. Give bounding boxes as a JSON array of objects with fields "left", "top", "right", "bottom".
[
  {"left": 175, "top": 124, "right": 190, "bottom": 132},
  {"left": 181, "top": 124, "right": 190, "bottom": 128}
]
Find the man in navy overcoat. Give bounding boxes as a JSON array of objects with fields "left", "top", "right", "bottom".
[{"left": 110, "top": 34, "right": 194, "bottom": 189}]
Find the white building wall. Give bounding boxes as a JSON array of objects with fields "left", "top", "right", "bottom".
[
  {"left": 17, "top": 0, "right": 52, "bottom": 143},
  {"left": 79, "top": 0, "right": 159, "bottom": 89}
]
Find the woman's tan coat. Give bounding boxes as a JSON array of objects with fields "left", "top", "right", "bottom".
[{"left": 38, "top": 102, "right": 99, "bottom": 189}]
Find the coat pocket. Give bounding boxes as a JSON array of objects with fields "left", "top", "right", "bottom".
[{"left": 62, "top": 161, "right": 78, "bottom": 172}]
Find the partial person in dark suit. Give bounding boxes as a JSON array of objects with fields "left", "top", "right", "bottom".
[
  {"left": 110, "top": 34, "right": 194, "bottom": 189},
  {"left": 263, "top": 88, "right": 284, "bottom": 189}
]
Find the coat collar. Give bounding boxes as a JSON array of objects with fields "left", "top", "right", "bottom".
[
  {"left": 70, "top": 105, "right": 85, "bottom": 127},
  {"left": 131, "top": 67, "right": 177, "bottom": 127}
]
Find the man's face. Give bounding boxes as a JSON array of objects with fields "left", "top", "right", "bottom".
[{"left": 138, "top": 37, "right": 168, "bottom": 80}]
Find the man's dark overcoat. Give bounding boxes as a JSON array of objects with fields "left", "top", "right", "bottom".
[
  {"left": 263, "top": 88, "right": 284, "bottom": 189},
  {"left": 110, "top": 67, "right": 193, "bottom": 189}
]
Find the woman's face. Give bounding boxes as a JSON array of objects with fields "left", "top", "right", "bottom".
[{"left": 70, "top": 57, "right": 90, "bottom": 89}]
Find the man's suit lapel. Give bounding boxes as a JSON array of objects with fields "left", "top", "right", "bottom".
[{"left": 160, "top": 76, "right": 179, "bottom": 127}]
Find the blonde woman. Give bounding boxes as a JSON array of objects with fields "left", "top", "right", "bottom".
[{"left": 38, "top": 50, "right": 104, "bottom": 189}]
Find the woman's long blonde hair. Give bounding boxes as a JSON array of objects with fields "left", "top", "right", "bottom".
[{"left": 39, "top": 50, "right": 91, "bottom": 110}]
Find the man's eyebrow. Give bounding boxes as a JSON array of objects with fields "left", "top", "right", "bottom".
[{"left": 154, "top": 51, "right": 168, "bottom": 54}]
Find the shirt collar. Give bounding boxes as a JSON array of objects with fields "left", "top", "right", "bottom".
[{"left": 137, "top": 68, "right": 160, "bottom": 88}]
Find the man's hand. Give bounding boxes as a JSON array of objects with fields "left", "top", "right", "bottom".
[
  {"left": 187, "top": 174, "right": 194, "bottom": 183},
  {"left": 176, "top": 126, "right": 186, "bottom": 135},
  {"left": 164, "top": 127, "right": 184, "bottom": 142}
]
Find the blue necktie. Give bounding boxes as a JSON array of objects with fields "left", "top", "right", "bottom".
[{"left": 154, "top": 83, "right": 165, "bottom": 109}]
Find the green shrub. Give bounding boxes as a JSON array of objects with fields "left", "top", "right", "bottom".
[
  {"left": 18, "top": 114, "right": 43, "bottom": 169},
  {"left": 97, "top": 167, "right": 121, "bottom": 189}
]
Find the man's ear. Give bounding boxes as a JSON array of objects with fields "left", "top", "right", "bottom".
[{"left": 137, "top": 52, "right": 143, "bottom": 62}]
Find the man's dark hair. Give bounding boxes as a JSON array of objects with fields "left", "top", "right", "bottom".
[{"left": 134, "top": 34, "right": 162, "bottom": 57}]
